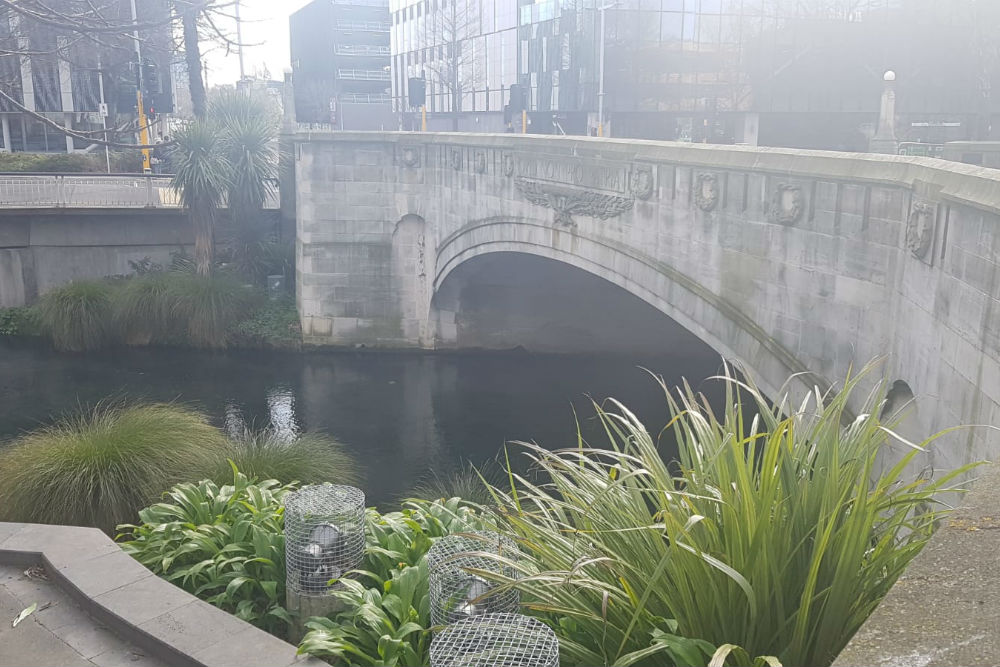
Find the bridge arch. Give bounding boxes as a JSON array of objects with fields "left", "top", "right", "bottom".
[
  {"left": 293, "top": 131, "right": 1000, "bottom": 471},
  {"left": 429, "top": 216, "right": 817, "bottom": 402}
]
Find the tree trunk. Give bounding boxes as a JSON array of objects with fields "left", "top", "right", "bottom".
[
  {"left": 192, "top": 206, "right": 214, "bottom": 277},
  {"left": 183, "top": 9, "right": 207, "bottom": 120}
]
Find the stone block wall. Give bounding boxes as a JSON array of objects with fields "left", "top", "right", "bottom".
[{"left": 294, "top": 132, "right": 1000, "bottom": 469}]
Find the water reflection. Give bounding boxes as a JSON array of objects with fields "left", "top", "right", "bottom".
[{"left": 0, "top": 340, "right": 724, "bottom": 505}]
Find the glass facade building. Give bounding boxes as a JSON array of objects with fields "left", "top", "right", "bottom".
[
  {"left": 0, "top": 0, "right": 174, "bottom": 154},
  {"left": 390, "top": 0, "right": 1000, "bottom": 147},
  {"left": 390, "top": 0, "right": 519, "bottom": 128}
]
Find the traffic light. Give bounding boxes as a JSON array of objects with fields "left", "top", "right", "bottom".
[
  {"left": 408, "top": 77, "right": 425, "bottom": 108},
  {"left": 142, "top": 63, "right": 161, "bottom": 95}
]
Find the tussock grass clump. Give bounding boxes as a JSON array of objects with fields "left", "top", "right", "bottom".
[
  {"left": 114, "top": 272, "right": 176, "bottom": 346},
  {"left": 37, "top": 280, "right": 115, "bottom": 351},
  {"left": 484, "top": 363, "right": 978, "bottom": 667},
  {"left": 0, "top": 402, "right": 227, "bottom": 534},
  {"left": 406, "top": 460, "right": 504, "bottom": 506},
  {"left": 216, "top": 428, "right": 359, "bottom": 487},
  {"left": 166, "top": 273, "right": 257, "bottom": 349}
]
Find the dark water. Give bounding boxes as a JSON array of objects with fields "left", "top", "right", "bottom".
[{"left": 0, "top": 339, "right": 725, "bottom": 505}]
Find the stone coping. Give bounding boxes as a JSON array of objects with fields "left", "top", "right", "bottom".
[
  {"left": 833, "top": 462, "right": 1000, "bottom": 666},
  {"left": 290, "top": 131, "right": 1000, "bottom": 216},
  {"left": 0, "top": 523, "right": 324, "bottom": 667}
]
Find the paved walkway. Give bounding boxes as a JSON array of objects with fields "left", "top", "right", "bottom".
[{"left": 0, "top": 563, "right": 168, "bottom": 667}]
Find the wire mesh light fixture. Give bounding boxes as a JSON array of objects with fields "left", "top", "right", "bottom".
[
  {"left": 430, "top": 613, "right": 560, "bottom": 667},
  {"left": 427, "top": 531, "right": 520, "bottom": 626},
  {"left": 284, "top": 484, "right": 365, "bottom": 596}
]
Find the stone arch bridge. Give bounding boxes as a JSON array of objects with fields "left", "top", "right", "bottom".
[{"left": 292, "top": 132, "right": 1000, "bottom": 469}]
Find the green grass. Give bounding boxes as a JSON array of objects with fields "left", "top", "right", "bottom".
[
  {"left": 165, "top": 273, "right": 258, "bottom": 349},
  {"left": 216, "top": 428, "right": 360, "bottom": 487},
  {"left": 481, "top": 363, "right": 977, "bottom": 666},
  {"left": 114, "top": 272, "right": 176, "bottom": 346},
  {"left": 36, "top": 280, "right": 116, "bottom": 351},
  {"left": 406, "top": 460, "right": 504, "bottom": 506},
  {"left": 0, "top": 402, "right": 227, "bottom": 534}
]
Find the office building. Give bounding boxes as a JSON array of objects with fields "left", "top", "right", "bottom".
[
  {"left": 291, "top": 0, "right": 394, "bottom": 130},
  {"left": 0, "top": 0, "right": 174, "bottom": 154},
  {"left": 390, "top": 0, "right": 1000, "bottom": 149}
]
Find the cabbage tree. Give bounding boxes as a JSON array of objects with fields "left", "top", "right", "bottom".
[{"left": 171, "top": 91, "right": 279, "bottom": 277}]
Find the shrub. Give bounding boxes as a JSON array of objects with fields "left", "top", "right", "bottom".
[
  {"left": 119, "top": 469, "right": 294, "bottom": 635},
  {"left": 298, "top": 498, "right": 482, "bottom": 666},
  {"left": 166, "top": 273, "right": 257, "bottom": 348},
  {"left": 215, "top": 428, "right": 359, "bottom": 488},
  {"left": 36, "top": 280, "right": 116, "bottom": 351},
  {"left": 229, "top": 297, "right": 301, "bottom": 348},
  {"left": 0, "top": 402, "right": 227, "bottom": 534},
  {"left": 483, "top": 365, "right": 977, "bottom": 667},
  {"left": 114, "top": 272, "right": 175, "bottom": 346},
  {"left": 406, "top": 460, "right": 504, "bottom": 506},
  {"left": 0, "top": 152, "right": 105, "bottom": 173},
  {"left": 0, "top": 306, "right": 41, "bottom": 336}
]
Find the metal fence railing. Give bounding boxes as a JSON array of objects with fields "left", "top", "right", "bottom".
[
  {"left": 341, "top": 93, "right": 391, "bottom": 104},
  {"left": 337, "top": 69, "right": 391, "bottom": 81},
  {"left": 0, "top": 174, "right": 279, "bottom": 210},
  {"left": 336, "top": 20, "right": 390, "bottom": 31},
  {"left": 336, "top": 45, "right": 391, "bottom": 56}
]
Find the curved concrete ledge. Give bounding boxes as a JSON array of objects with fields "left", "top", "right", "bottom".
[
  {"left": 0, "top": 523, "right": 323, "bottom": 667},
  {"left": 834, "top": 462, "right": 1000, "bottom": 666}
]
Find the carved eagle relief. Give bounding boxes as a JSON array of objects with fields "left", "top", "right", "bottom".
[{"left": 514, "top": 177, "right": 635, "bottom": 227}]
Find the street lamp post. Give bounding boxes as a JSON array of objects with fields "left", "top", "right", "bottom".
[{"left": 596, "top": 2, "right": 618, "bottom": 137}]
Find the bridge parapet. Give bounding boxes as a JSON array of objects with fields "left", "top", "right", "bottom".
[{"left": 294, "top": 131, "right": 1000, "bottom": 472}]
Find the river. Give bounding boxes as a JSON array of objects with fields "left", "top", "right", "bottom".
[{"left": 0, "top": 339, "right": 724, "bottom": 505}]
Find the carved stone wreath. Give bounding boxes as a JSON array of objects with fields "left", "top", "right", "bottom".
[
  {"left": 630, "top": 165, "right": 655, "bottom": 201},
  {"left": 906, "top": 201, "right": 936, "bottom": 259},
  {"left": 515, "top": 177, "right": 634, "bottom": 227},
  {"left": 400, "top": 146, "right": 420, "bottom": 168},
  {"left": 450, "top": 149, "right": 462, "bottom": 170},
  {"left": 501, "top": 154, "right": 515, "bottom": 177},
  {"left": 771, "top": 183, "right": 804, "bottom": 225},
  {"left": 694, "top": 173, "right": 719, "bottom": 212},
  {"left": 474, "top": 151, "right": 487, "bottom": 174}
]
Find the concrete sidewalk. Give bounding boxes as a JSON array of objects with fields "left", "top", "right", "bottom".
[{"left": 0, "top": 563, "right": 167, "bottom": 667}]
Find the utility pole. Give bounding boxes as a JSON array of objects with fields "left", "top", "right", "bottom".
[
  {"left": 597, "top": 2, "right": 617, "bottom": 137},
  {"left": 97, "top": 55, "right": 111, "bottom": 173},
  {"left": 129, "top": 0, "right": 152, "bottom": 173},
  {"left": 235, "top": 0, "right": 246, "bottom": 81}
]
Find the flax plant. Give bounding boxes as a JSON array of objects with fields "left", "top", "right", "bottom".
[{"left": 482, "top": 364, "right": 977, "bottom": 666}]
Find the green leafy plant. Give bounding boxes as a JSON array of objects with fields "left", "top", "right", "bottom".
[
  {"left": 0, "top": 306, "right": 40, "bottom": 336},
  {"left": 297, "top": 498, "right": 482, "bottom": 666},
  {"left": 36, "top": 280, "right": 116, "bottom": 351},
  {"left": 216, "top": 428, "right": 359, "bottom": 487},
  {"left": 0, "top": 402, "right": 226, "bottom": 534},
  {"left": 229, "top": 297, "right": 301, "bottom": 347},
  {"left": 482, "top": 364, "right": 976, "bottom": 666},
  {"left": 166, "top": 272, "right": 258, "bottom": 348},
  {"left": 119, "top": 468, "right": 295, "bottom": 635}
]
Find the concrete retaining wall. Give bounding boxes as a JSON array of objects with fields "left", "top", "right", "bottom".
[{"left": 0, "top": 211, "right": 193, "bottom": 307}]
